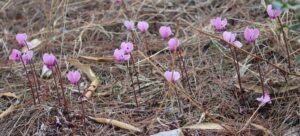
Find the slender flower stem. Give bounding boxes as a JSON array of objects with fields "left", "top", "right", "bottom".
[
  {"left": 170, "top": 52, "right": 182, "bottom": 113},
  {"left": 126, "top": 62, "right": 138, "bottom": 107},
  {"left": 172, "top": 83, "right": 183, "bottom": 114},
  {"left": 177, "top": 50, "right": 192, "bottom": 94},
  {"left": 229, "top": 47, "right": 243, "bottom": 92},
  {"left": 254, "top": 43, "right": 265, "bottom": 95},
  {"left": 20, "top": 57, "right": 36, "bottom": 105},
  {"left": 55, "top": 64, "right": 68, "bottom": 111},
  {"left": 129, "top": 53, "right": 141, "bottom": 96},
  {"left": 277, "top": 17, "right": 291, "bottom": 72},
  {"left": 24, "top": 41, "right": 40, "bottom": 103},
  {"left": 28, "top": 62, "right": 41, "bottom": 103},
  {"left": 53, "top": 69, "right": 62, "bottom": 106},
  {"left": 77, "top": 83, "right": 86, "bottom": 128}
]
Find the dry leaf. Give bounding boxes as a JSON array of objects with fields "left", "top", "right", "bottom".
[
  {"left": 251, "top": 123, "right": 274, "bottom": 136},
  {"left": 0, "top": 105, "right": 17, "bottom": 119},
  {"left": 88, "top": 116, "right": 142, "bottom": 132},
  {"left": 68, "top": 59, "right": 100, "bottom": 99},
  {"left": 183, "top": 122, "right": 225, "bottom": 130},
  {"left": 79, "top": 56, "right": 114, "bottom": 62},
  {"left": 0, "top": 92, "right": 19, "bottom": 99},
  {"left": 21, "top": 39, "right": 42, "bottom": 52},
  {"left": 151, "top": 129, "right": 183, "bottom": 136}
]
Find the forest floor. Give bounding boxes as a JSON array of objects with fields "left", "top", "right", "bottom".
[{"left": 0, "top": 0, "right": 299, "bottom": 135}]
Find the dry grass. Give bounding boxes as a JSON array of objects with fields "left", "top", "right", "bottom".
[{"left": 0, "top": 0, "right": 299, "bottom": 135}]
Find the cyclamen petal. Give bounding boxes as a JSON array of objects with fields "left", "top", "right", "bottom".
[
  {"left": 113, "top": 49, "right": 130, "bottom": 63},
  {"left": 22, "top": 50, "right": 33, "bottom": 65},
  {"left": 244, "top": 27, "right": 259, "bottom": 43},
  {"left": 168, "top": 38, "right": 179, "bottom": 52},
  {"left": 267, "top": 4, "right": 282, "bottom": 19},
  {"left": 256, "top": 92, "right": 272, "bottom": 106},
  {"left": 164, "top": 70, "right": 181, "bottom": 82},
  {"left": 233, "top": 41, "right": 243, "bottom": 48},
  {"left": 16, "top": 33, "right": 28, "bottom": 46},
  {"left": 43, "top": 53, "right": 57, "bottom": 69},
  {"left": 159, "top": 26, "right": 172, "bottom": 40},
  {"left": 223, "top": 31, "right": 236, "bottom": 43},
  {"left": 9, "top": 49, "right": 22, "bottom": 62},
  {"left": 124, "top": 20, "right": 135, "bottom": 31},
  {"left": 137, "top": 21, "right": 149, "bottom": 33},
  {"left": 120, "top": 42, "right": 134, "bottom": 54},
  {"left": 211, "top": 17, "right": 227, "bottom": 31},
  {"left": 67, "top": 70, "right": 81, "bottom": 85}
]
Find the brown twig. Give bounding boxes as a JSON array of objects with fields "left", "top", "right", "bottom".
[
  {"left": 55, "top": 64, "right": 68, "bottom": 111},
  {"left": 126, "top": 61, "right": 139, "bottom": 107}
]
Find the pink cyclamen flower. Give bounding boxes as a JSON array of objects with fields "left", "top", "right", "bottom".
[
  {"left": 256, "top": 92, "right": 272, "bottom": 106},
  {"left": 9, "top": 49, "right": 22, "bottom": 62},
  {"left": 159, "top": 26, "right": 172, "bottom": 40},
  {"left": 244, "top": 27, "right": 259, "bottom": 44},
  {"left": 210, "top": 17, "right": 227, "bottom": 31},
  {"left": 168, "top": 38, "right": 178, "bottom": 52},
  {"left": 43, "top": 53, "right": 57, "bottom": 69},
  {"left": 67, "top": 70, "right": 81, "bottom": 86},
  {"left": 137, "top": 21, "right": 149, "bottom": 33},
  {"left": 267, "top": 5, "right": 282, "bottom": 19},
  {"left": 223, "top": 31, "right": 236, "bottom": 43},
  {"left": 124, "top": 20, "right": 135, "bottom": 31},
  {"left": 113, "top": 49, "right": 130, "bottom": 63},
  {"left": 21, "top": 50, "right": 33, "bottom": 65},
  {"left": 120, "top": 42, "right": 134, "bottom": 54},
  {"left": 16, "top": 33, "right": 28, "bottom": 46},
  {"left": 164, "top": 70, "right": 181, "bottom": 82},
  {"left": 223, "top": 31, "right": 243, "bottom": 48}
]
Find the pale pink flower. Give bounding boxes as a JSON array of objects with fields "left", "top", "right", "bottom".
[
  {"left": 120, "top": 42, "right": 134, "bottom": 54},
  {"left": 233, "top": 41, "right": 243, "bottom": 48},
  {"left": 67, "top": 70, "right": 81, "bottom": 86},
  {"left": 256, "top": 92, "right": 272, "bottom": 106},
  {"left": 124, "top": 20, "right": 134, "bottom": 31},
  {"left": 223, "top": 31, "right": 243, "bottom": 48},
  {"left": 9, "top": 49, "right": 22, "bottom": 62},
  {"left": 43, "top": 53, "right": 57, "bottom": 69},
  {"left": 168, "top": 38, "right": 178, "bottom": 52},
  {"left": 223, "top": 31, "right": 236, "bottom": 43},
  {"left": 113, "top": 49, "right": 130, "bottom": 63},
  {"left": 164, "top": 70, "right": 181, "bottom": 82},
  {"left": 244, "top": 27, "right": 259, "bottom": 43},
  {"left": 267, "top": 4, "right": 282, "bottom": 19},
  {"left": 115, "top": 0, "right": 122, "bottom": 5},
  {"left": 210, "top": 17, "right": 227, "bottom": 31},
  {"left": 159, "top": 26, "right": 172, "bottom": 40},
  {"left": 16, "top": 33, "right": 27, "bottom": 47},
  {"left": 21, "top": 50, "right": 33, "bottom": 65},
  {"left": 137, "top": 21, "right": 149, "bottom": 33}
]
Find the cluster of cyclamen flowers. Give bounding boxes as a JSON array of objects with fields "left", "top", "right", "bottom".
[
  {"left": 210, "top": 4, "right": 280, "bottom": 106},
  {"left": 9, "top": 33, "right": 82, "bottom": 107},
  {"left": 114, "top": 19, "right": 181, "bottom": 83}
]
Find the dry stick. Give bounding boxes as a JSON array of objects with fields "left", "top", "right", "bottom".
[
  {"left": 177, "top": 50, "right": 193, "bottom": 94},
  {"left": 178, "top": 18, "right": 300, "bottom": 78},
  {"left": 77, "top": 83, "right": 86, "bottom": 129},
  {"left": 126, "top": 61, "right": 139, "bottom": 107},
  {"left": 138, "top": 50, "right": 235, "bottom": 134},
  {"left": 277, "top": 17, "right": 291, "bottom": 72},
  {"left": 55, "top": 64, "right": 68, "bottom": 111},
  {"left": 239, "top": 105, "right": 262, "bottom": 132},
  {"left": 254, "top": 42, "right": 265, "bottom": 95},
  {"left": 20, "top": 57, "right": 36, "bottom": 105}
]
